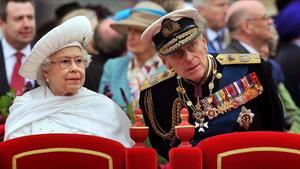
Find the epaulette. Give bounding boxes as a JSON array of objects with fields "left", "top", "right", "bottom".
[
  {"left": 216, "top": 53, "right": 261, "bottom": 65},
  {"left": 140, "top": 70, "right": 176, "bottom": 91}
]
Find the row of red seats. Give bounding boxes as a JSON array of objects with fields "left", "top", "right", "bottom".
[{"left": 1, "top": 108, "right": 300, "bottom": 169}]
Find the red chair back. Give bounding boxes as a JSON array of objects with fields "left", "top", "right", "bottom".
[
  {"left": 0, "top": 134, "right": 126, "bottom": 169},
  {"left": 197, "top": 131, "right": 300, "bottom": 169}
]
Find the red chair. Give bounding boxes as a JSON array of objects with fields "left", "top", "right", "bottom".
[
  {"left": 0, "top": 134, "right": 157, "bottom": 169},
  {"left": 197, "top": 131, "right": 300, "bottom": 169}
]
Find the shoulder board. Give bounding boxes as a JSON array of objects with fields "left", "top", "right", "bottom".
[
  {"left": 140, "top": 70, "right": 176, "bottom": 91},
  {"left": 216, "top": 53, "right": 261, "bottom": 65}
]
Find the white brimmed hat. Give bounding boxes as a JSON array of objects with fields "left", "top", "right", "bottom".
[
  {"left": 19, "top": 16, "right": 93, "bottom": 81},
  {"left": 141, "top": 8, "right": 202, "bottom": 55}
]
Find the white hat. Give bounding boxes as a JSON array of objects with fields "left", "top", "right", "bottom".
[
  {"left": 19, "top": 16, "right": 93, "bottom": 81},
  {"left": 141, "top": 8, "right": 202, "bottom": 55}
]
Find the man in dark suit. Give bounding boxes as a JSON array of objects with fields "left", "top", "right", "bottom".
[
  {"left": 0, "top": 0, "right": 36, "bottom": 95},
  {"left": 139, "top": 8, "right": 284, "bottom": 160}
]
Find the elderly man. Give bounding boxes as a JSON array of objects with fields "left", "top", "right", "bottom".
[
  {"left": 224, "top": 0, "right": 274, "bottom": 54},
  {"left": 139, "top": 8, "right": 284, "bottom": 160},
  {"left": 0, "top": 0, "right": 36, "bottom": 95}
]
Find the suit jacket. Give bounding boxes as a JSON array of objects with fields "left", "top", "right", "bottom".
[
  {"left": 0, "top": 41, "right": 10, "bottom": 95},
  {"left": 222, "top": 39, "right": 248, "bottom": 53},
  {"left": 0, "top": 41, "right": 37, "bottom": 96}
]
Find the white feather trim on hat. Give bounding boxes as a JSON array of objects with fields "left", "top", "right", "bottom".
[{"left": 19, "top": 16, "right": 93, "bottom": 81}]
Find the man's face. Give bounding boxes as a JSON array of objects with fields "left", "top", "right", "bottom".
[
  {"left": 160, "top": 36, "right": 208, "bottom": 83},
  {"left": 201, "top": 0, "right": 230, "bottom": 31},
  {"left": 247, "top": 7, "right": 274, "bottom": 46},
  {"left": 0, "top": 1, "right": 36, "bottom": 49}
]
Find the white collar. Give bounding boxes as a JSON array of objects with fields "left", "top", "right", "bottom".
[
  {"left": 238, "top": 40, "right": 258, "bottom": 53},
  {"left": 2, "top": 37, "right": 31, "bottom": 59},
  {"left": 206, "top": 28, "right": 225, "bottom": 42}
]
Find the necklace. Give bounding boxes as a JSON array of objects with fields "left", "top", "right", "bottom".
[{"left": 176, "top": 54, "right": 220, "bottom": 132}]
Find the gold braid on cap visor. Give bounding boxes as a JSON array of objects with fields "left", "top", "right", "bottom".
[{"left": 159, "top": 27, "right": 200, "bottom": 56}]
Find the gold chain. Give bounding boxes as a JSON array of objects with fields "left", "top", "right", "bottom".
[
  {"left": 144, "top": 89, "right": 181, "bottom": 142},
  {"left": 176, "top": 54, "right": 218, "bottom": 121}
]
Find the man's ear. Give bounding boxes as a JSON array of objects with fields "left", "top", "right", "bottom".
[{"left": 241, "top": 20, "right": 252, "bottom": 35}]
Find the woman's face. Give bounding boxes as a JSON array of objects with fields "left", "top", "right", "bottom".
[
  {"left": 43, "top": 46, "right": 86, "bottom": 96},
  {"left": 126, "top": 27, "right": 155, "bottom": 55}
]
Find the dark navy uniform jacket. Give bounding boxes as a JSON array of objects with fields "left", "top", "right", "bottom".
[{"left": 139, "top": 53, "right": 284, "bottom": 160}]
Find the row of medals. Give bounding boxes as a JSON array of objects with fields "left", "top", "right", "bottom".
[{"left": 176, "top": 71, "right": 263, "bottom": 132}]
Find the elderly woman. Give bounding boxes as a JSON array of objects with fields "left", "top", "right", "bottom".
[
  {"left": 99, "top": 1, "right": 167, "bottom": 112},
  {"left": 4, "top": 16, "right": 133, "bottom": 147}
]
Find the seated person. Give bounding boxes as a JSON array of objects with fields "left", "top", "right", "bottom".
[
  {"left": 139, "top": 9, "right": 284, "bottom": 159},
  {"left": 99, "top": 1, "right": 167, "bottom": 112},
  {"left": 4, "top": 16, "right": 133, "bottom": 147}
]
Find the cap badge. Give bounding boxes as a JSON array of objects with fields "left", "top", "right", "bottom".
[{"left": 161, "top": 19, "right": 181, "bottom": 37}]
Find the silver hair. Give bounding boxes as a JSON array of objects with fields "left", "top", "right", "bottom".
[
  {"left": 36, "top": 47, "right": 91, "bottom": 86},
  {"left": 227, "top": 8, "right": 250, "bottom": 34}
]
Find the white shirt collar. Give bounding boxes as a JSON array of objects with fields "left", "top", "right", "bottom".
[
  {"left": 2, "top": 37, "right": 31, "bottom": 59},
  {"left": 206, "top": 28, "right": 225, "bottom": 42},
  {"left": 238, "top": 40, "right": 258, "bottom": 53},
  {"left": 206, "top": 28, "right": 218, "bottom": 42}
]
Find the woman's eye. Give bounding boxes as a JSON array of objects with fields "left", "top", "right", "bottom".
[
  {"left": 75, "top": 58, "right": 83, "bottom": 64},
  {"left": 60, "top": 59, "right": 71, "bottom": 64}
]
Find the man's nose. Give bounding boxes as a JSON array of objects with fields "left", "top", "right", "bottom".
[
  {"left": 22, "top": 17, "right": 33, "bottom": 28},
  {"left": 183, "top": 50, "right": 194, "bottom": 62}
]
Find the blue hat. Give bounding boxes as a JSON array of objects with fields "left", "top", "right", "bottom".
[{"left": 274, "top": 0, "right": 300, "bottom": 41}]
